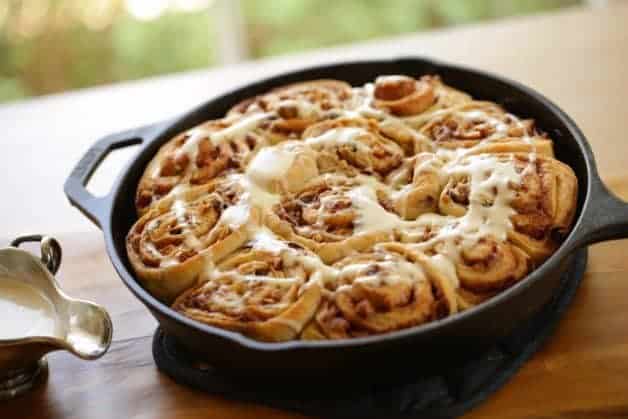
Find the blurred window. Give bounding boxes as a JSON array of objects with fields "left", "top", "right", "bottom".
[{"left": 0, "top": 0, "right": 583, "bottom": 103}]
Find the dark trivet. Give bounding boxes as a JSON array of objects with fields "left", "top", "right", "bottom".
[{"left": 153, "top": 248, "right": 587, "bottom": 419}]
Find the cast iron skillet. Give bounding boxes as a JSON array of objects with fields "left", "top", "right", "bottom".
[{"left": 64, "top": 58, "right": 628, "bottom": 376}]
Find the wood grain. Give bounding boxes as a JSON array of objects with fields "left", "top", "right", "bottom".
[{"left": 2, "top": 3, "right": 628, "bottom": 418}]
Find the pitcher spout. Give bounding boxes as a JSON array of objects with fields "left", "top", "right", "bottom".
[{"left": 64, "top": 300, "right": 112, "bottom": 360}]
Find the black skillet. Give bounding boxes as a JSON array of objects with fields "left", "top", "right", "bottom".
[{"left": 64, "top": 58, "right": 628, "bottom": 377}]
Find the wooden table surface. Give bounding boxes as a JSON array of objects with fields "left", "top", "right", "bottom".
[{"left": 2, "top": 4, "right": 628, "bottom": 418}]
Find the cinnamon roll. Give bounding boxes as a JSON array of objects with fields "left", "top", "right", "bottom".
[
  {"left": 136, "top": 115, "right": 270, "bottom": 215},
  {"left": 385, "top": 152, "right": 444, "bottom": 220},
  {"left": 127, "top": 178, "right": 256, "bottom": 302},
  {"left": 371, "top": 75, "right": 470, "bottom": 117},
  {"left": 301, "top": 243, "right": 454, "bottom": 340},
  {"left": 438, "top": 152, "right": 578, "bottom": 261},
  {"left": 415, "top": 101, "right": 554, "bottom": 155},
  {"left": 399, "top": 225, "right": 530, "bottom": 309},
  {"left": 302, "top": 117, "right": 405, "bottom": 179},
  {"left": 172, "top": 232, "right": 323, "bottom": 342},
  {"left": 266, "top": 174, "right": 397, "bottom": 263},
  {"left": 228, "top": 80, "right": 353, "bottom": 143}
]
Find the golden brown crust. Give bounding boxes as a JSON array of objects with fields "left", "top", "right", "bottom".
[
  {"left": 302, "top": 117, "right": 405, "bottom": 178},
  {"left": 127, "top": 179, "right": 255, "bottom": 302},
  {"left": 438, "top": 152, "right": 578, "bottom": 262},
  {"left": 266, "top": 174, "right": 394, "bottom": 264},
  {"left": 413, "top": 101, "right": 554, "bottom": 156},
  {"left": 227, "top": 79, "right": 353, "bottom": 143},
  {"left": 373, "top": 75, "right": 437, "bottom": 116},
  {"left": 135, "top": 116, "right": 268, "bottom": 216},
  {"left": 172, "top": 245, "right": 322, "bottom": 341},
  {"left": 385, "top": 153, "right": 443, "bottom": 220},
  {"left": 302, "top": 243, "right": 455, "bottom": 339}
]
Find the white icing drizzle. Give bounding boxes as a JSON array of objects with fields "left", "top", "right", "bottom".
[
  {"left": 446, "top": 154, "right": 521, "bottom": 243},
  {"left": 407, "top": 154, "right": 523, "bottom": 263},
  {"left": 171, "top": 199, "right": 203, "bottom": 250},
  {"left": 276, "top": 99, "right": 322, "bottom": 119},
  {"left": 177, "top": 112, "right": 271, "bottom": 163},
  {"left": 345, "top": 83, "right": 387, "bottom": 119},
  {"left": 305, "top": 127, "right": 368, "bottom": 151},
  {"left": 146, "top": 76, "right": 545, "bottom": 305},
  {"left": 338, "top": 260, "right": 424, "bottom": 288},
  {"left": 245, "top": 142, "right": 297, "bottom": 192},
  {"left": 237, "top": 174, "right": 280, "bottom": 211},
  {"left": 346, "top": 184, "right": 401, "bottom": 234},
  {"left": 248, "top": 227, "right": 289, "bottom": 253},
  {"left": 429, "top": 254, "right": 460, "bottom": 289},
  {"left": 219, "top": 203, "right": 251, "bottom": 228}
]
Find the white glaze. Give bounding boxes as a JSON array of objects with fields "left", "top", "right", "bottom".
[
  {"left": 248, "top": 227, "right": 289, "bottom": 253},
  {"left": 276, "top": 99, "right": 322, "bottom": 119},
  {"left": 177, "top": 112, "right": 270, "bottom": 163},
  {"left": 245, "top": 143, "right": 297, "bottom": 192},
  {"left": 305, "top": 127, "right": 368, "bottom": 151},
  {"left": 145, "top": 76, "right": 543, "bottom": 303},
  {"left": 0, "top": 277, "right": 60, "bottom": 339},
  {"left": 346, "top": 184, "right": 401, "bottom": 234},
  {"left": 220, "top": 204, "right": 251, "bottom": 228}
]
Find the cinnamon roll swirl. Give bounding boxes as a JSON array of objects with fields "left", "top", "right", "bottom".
[
  {"left": 172, "top": 233, "right": 323, "bottom": 342},
  {"left": 371, "top": 75, "right": 470, "bottom": 117},
  {"left": 127, "top": 178, "right": 256, "bottom": 302},
  {"left": 228, "top": 80, "right": 353, "bottom": 143},
  {"left": 398, "top": 218, "right": 530, "bottom": 297},
  {"left": 302, "top": 243, "right": 454, "bottom": 340},
  {"left": 136, "top": 115, "right": 270, "bottom": 215},
  {"left": 302, "top": 117, "right": 405, "bottom": 179},
  {"left": 438, "top": 152, "right": 578, "bottom": 261},
  {"left": 385, "top": 152, "right": 444, "bottom": 220},
  {"left": 266, "top": 174, "right": 396, "bottom": 263},
  {"left": 415, "top": 101, "right": 554, "bottom": 155}
]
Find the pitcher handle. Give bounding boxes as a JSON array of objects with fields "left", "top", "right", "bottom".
[{"left": 10, "top": 235, "right": 62, "bottom": 275}]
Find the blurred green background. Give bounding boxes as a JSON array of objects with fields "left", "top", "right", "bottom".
[{"left": 0, "top": 0, "right": 581, "bottom": 103}]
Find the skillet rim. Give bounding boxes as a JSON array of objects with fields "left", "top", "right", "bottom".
[{"left": 102, "top": 57, "right": 595, "bottom": 352}]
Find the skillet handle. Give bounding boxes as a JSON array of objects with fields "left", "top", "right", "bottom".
[
  {"left": 571, "top": 175, "right": 628, "bottom": 248},
  {"left": 63, "top": 124, "right": 156, "bottom": 229}
]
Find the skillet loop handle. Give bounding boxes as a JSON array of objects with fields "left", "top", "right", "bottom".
[
  {"left": 63, "top": 125, "right": 154, "bottom": 229},
  {"left": 573, "top": 177, "right": 628, "bottom": 248},
  {"left": 11, "top": 235, "right": 62, "bottom": 275}
]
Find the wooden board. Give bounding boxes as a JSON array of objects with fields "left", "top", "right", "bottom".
[{"left": 1, "top": 232, "right": 627, "bottom": 419}]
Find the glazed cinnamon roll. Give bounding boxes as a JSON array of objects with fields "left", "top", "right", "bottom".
[
  {"left": 302, "top": 117, "right": 405, "bottom": 179},
  {"left": 455, "top": 237, "right": 529, "bottom": 292},
  {"left": 371, "top": 75, "right": 470, "bottom": 117},
  {"left": 372, "top": 75, "right": 437, "bottom": 116},
  {"left": 266, "top": 174, "right": 397, "bottom": 263},
  {"left": 172, "top": 232, "right": 323, "bottom": 342},
  {"left": 127, "top": 178, "right": 256, "bottom": 302},
  {"left": 415, "top": 101, "right": 554, "bottom": 155},
  {"left": 301, "top": 243, "right": 454, "bottom": 340},
  {"left": 399, "top": 224, "right": 530, "bottom": 309},
  {"left": 245, "top": 140, "right": 319, "bottom": 194},
  {"left": 385, "top": 152, "right": 444, "bottom": 220},
  {"left": 228, "top": 80, "right": 353, "bottom": 143},
  {"left": 136, "top": 115, "right": 270, "bottom": 215},
  {"left": 438, "top": 152, "right": 578, "bottom": 261}
]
